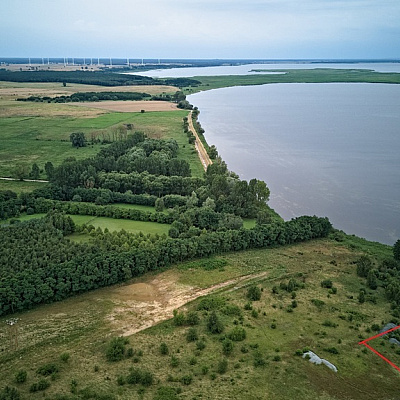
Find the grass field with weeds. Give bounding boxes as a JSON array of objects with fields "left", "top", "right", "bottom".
[
  {"left": 0, "top": 235, "right": 398, "bottom": 400},
  {"left": 4, "top": 212, "right": 170, "bottom": 237}
]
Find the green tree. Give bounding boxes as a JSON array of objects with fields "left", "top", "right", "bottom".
[
  {"left": 106, "top": 337, "right": 127, "bottom": 361},
  {"left": 207, "top": 311, "right": 224, "bottom": 334},
  {"left": 29, "top": 163, "right": 40, "bottom": 180},
  {"left": 247, "top": 285, "right": 262, "bottom": 301},
  {"left": 394, "top": 239, "right": 400, "bottom": 261},
  {"left": 70, "top": 132, "right": 86, "bottom": 148},
  {"left": 13, "top": 164, "right": 29, "bottom": 181},
  {"left": 44, "top": 161, "right": 54, "bottom": 180}
]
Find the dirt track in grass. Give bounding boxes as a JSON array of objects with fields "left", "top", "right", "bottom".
[{"left": 107, "top": 269, "right": 269, "bottom": 336}]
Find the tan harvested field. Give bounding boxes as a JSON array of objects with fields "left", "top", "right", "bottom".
[
  {"left": 0, "top": 100, "right": 106, "bottom": 118},
  {"left": 71, "top": 100, "right": 179, "bottom": 112},
  {"left": 0, "top": 81, "right": 177, "bottom": 100}
]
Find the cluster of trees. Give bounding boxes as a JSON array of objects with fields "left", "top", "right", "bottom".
[
  {"left": 0, "top": 212, "right": 331, "bottom": 316},
  {"left": 49, "top": 138, "right": 195, "bottom": 190},
  {"left": 17, "top": 91, "right": 152, "bottom": 103},
  {"left": 356, "top": 249, "right": 400, "bottom": 316},
  {"left": 0, "top": 70, "right": 200, "bottom": 88}
]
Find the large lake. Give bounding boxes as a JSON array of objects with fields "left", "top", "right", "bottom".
[{"left": 139, "top": 63, "right": 400, "bottom": 244}]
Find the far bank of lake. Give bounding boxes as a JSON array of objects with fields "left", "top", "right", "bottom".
[{"left": 187, "top": 83, "right": 400, "bottom": 245}]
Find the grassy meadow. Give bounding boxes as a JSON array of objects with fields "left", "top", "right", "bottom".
[
  {"left": 0, "top": 235, "right": 398, "bottom": 400},
  {"left": 0, "top": 81, "right": 203, "bottom": 179}
]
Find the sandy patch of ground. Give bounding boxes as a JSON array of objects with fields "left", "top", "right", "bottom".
[
  {"left": 71, "top": 100, "right": 179, "bottom": 113},
  {"left": 107, "top": 270, "right": 269, "bottom": 336}
]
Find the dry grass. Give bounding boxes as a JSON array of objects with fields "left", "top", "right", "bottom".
[
  {"left": 70, "top": 100, "right": 179, "bottom": 113},
  {"left": 0, "top": 82, "right": 177, "bottom": 100}
]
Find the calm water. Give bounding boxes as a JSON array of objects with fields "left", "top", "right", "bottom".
[
  {"left": 135, "top": 62, "right": 400, "bottom": 77},
  {"left": 188, "top": 83, "right": 400, "bottom": 245}
]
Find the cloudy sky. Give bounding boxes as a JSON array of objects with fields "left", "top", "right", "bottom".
[{"left": 1, "top": 0, "right": 399, "bottom": 59}]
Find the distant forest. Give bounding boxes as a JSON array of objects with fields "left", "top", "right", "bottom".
[{"left": 0, "top": 70, "right": 200, "bottom": 88}]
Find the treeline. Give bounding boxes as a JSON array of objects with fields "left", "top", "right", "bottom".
[
  {"left": 0, "top": 70, "right": 200, "bottom": 88},
  {"left": 356, "top": 248, "right": 400, "bottom": 318},
  {"left": 31, "top": 198, "right": 174, "bottom": 225},
  {"left": 0, "top": 213, "right": 332, "bottom": 316},
  {"left": 17, "top": 91, "right": 152, "bottom": 103}
]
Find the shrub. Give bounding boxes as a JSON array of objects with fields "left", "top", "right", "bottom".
[
  {"left": 228, "top": 327, "right": 246, "bottom": 342},
  {"left": 311, "top": 299, "right": 325, "bottom": 309},
  {"left": 244, "top": 302, "right": 253, "bottom": 310},
  {"left": 291, "top": 300, "right": 298, "bottom": 308},
  {"left": 324, "top": 347, "right": 339, "bottom": 354},
  {"left": 126, "top": 347, "right": 134, "bottom": 358},
  {"left": 173, "top": 310, "right": 186, "bottom": 326},
  {"left": 36, "top": 363, "right": 59, "bottom": 376},
  {"left": 207, "top": 311, "right": 224, "bottom": 334},
  {"left": 106, "top": 337, "right": 127, "bottom": 362},
  {"left": 273, "top": 355, "right": 281, "bottom": 362},
  {"left": 0, "top": 386, "right": 21, "bottom": 400},
  {"left": 253, "top": 351, "right": 266, "bottom": 367},
  {"left": 60, "top": 352, "right": 70, "bottom": 363},
  {"left": 196, "top": 340, "right": 206, "bottom": 350},
  {"left": 160, "top": 342, "right": 169, "bottom": 355},
  {"left": 197, "top": 297, "right": 225, "bottom": 311},
  {"left": 270, "top": 323, "right": 277, "bottom": 329},
  {"left": 14, "top": 370, "right": 27, "bottom": 384},
  {"left": 217, "top": 359, "right": 228, "bottom": 374},
  {"left": 29, "top": 379, "right": 50, "bottom": 392},
  {"left": 222, "top": 339, "right": 234, "bottom": 355},
  {"left": 321, "top": 279, "right": 333, "bottom": 288},
  {"left": 247, "top": 286, "right": 262, "bottom": 301},
  {"left": 251, "top": 309, "right": 259, "bottom": 318},
  {"left": 322, "top": 320, "right": 338, "bottom": 328},
  {"left": 222, "top": 304, "right": 242, "bottom": 317},
  {"left": 186, "top": 327, "right": 198, "bottom": 342},
  {"left": 154, "top": 387, "right": 179, "bottom": 400},
  {"left": 186, "top": 311, "right": 200, "bottom": 325},
  {"left": 170, "top": 356, "right": 179, "bottom": 368},
  {"left": 181, "top": 375, "right": 193, "bottom": 385}
]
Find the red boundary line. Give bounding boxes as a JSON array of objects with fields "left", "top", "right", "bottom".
[{"left": 358, "top": 325, "right": 400, "bottom": 373}]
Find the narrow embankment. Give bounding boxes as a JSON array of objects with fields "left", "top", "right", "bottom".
[{"left": 188, "top": 111, "right": 212, "bottom": 170}]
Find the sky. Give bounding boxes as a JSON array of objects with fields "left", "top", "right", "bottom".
[{"left": 1, "top": 0, "right": 399, "bottom": 59}]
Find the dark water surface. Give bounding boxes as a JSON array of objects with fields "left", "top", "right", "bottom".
[{"left": 188, "top": 83, "right": 400, "bottom": 245}]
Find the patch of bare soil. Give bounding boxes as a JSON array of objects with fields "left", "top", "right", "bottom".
[
  {"left": 107, "top": 270, "right": 269, "bottom": 336},
  {"left": 70, "top": 100, "right": 178, "bottom": 113}
]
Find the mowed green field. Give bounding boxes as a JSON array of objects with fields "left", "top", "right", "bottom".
[{"left": 4, "top": 212, "right": 170, "bottom": 237}]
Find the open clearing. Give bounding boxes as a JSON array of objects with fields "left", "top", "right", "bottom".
[
  {"left": 0, "top": 237, "right": 398, "bottom": 399},
  {"left": 71, "top": 100, "right": 179, "bottom": 113}
]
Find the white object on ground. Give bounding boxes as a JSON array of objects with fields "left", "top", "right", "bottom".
[{"left": 302, "top": 351, "right": 338, "bottom": 373}]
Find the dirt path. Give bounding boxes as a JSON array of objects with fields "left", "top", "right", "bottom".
[
  {"left": 0, "top": 177, "right": 49, "bottom": 183},
  {"left": 107, "top": 270, "right": 269, "bottom": 336},
  {"left": 188, "top": 111, "right": 212, "bottom": 170}
]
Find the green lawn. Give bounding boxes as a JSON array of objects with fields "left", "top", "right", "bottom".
[
  {"left": 4, "top": 213, "right": 170, "bottom": 236},
  {"left": 111, "top": 203, "right": 158, "bottom": 213},
  {"left": 243, "top": 218, "right": 256, "bottom": 229}
]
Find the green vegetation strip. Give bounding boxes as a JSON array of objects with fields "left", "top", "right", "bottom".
[{"left": 184, "top": 68, "right": 400, "bottom": 93}]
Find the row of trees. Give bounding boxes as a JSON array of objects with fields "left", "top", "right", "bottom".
[
  {"left": 18, "top": 91, "right": 151, "bottom": 103},
  {"left": 0, "top": 213, "right": 332, "bottom": 315}
]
